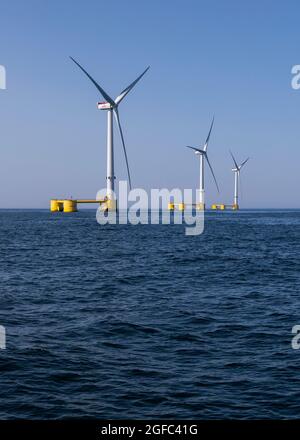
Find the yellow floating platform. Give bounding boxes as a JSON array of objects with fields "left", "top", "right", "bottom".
[
  {"left": 211, "top": 204, "right": 226, "bottom": 210},
  {"left": 167, "top": 203, "right": 205, "bottom": 211},
  {"left": 50, "top": 199, "right": 107, "bottom": 213},
  {"left": 211, "top": 204, "right": 239, "bottom": 210}
]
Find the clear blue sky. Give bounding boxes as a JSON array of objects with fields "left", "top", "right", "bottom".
[{"left": 0, "top": 0, "right": 299, "bottom": 208}]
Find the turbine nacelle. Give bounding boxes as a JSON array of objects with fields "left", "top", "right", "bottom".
[
  {"left": 195, "top": 149, "right": 206, "bottom": 156},
  {"left": 97, "top": 102, "right": 113, "bottom": 110}
]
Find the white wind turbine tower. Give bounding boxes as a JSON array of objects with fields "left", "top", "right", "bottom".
[
  {"left": 186, "top": 117, "right": 219, "bottom": 210},
  {"left": 70, "top": 57, "right": 150, "bottom": 210},
  {"left": 230, "top": 151, "right": 249, "bottom": 210}
]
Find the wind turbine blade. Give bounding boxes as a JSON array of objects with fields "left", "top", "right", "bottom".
[
  {"left": 229, "top": 150, "right": 239, "bottom": 170},
  {"left": 204, "top": 154, "right": 220, "bottom": 193},
  {"left": 70, "top": 57, "right": 115, "bottom": 106},
  {"left": 113, "top": 108, "right": 132, "bottom": 190},
  {"left": 203, "top": 116, "right": 214, "bottom": 151},
  {"left": 115, "top": 66, "right": 150, "bottom": 105},
  {"left": 239, "top": 157, "right": 250, "bottom": 169},
  {"left": 185, "top": 146, "right": 203, "bottom": 153}
]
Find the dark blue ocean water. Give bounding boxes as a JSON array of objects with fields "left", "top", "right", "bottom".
[{"left": 0, "top": 209, "right": 300, "bottom": 419}]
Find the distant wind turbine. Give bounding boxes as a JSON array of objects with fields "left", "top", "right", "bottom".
[
  {"left": 70, "top": 57, "right": 150, "bottom": 208},
  {"left": 186, "top": 117, "right": 219, "bottom": 210},
  {"left": 230, "top": 150, "right": 249, "bottom": 209}
]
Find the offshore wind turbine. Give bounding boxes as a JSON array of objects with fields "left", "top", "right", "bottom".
[
  {"left": 230, "top": 151, "right": 249, "bottom": 209},
  {"left": 70, "top": 57, "right": 149, "bottom": 209},
  {"left": 186, "top": 118, "right": 219, "bottom": 210}
]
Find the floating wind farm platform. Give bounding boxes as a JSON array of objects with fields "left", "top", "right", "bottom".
[{"left": 50, "top": 198, "right": 108, "bottom": 213}]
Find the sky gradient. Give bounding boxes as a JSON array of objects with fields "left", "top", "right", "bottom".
[{"left": 0, "top": 0, "right": 300, "bottom": 208}]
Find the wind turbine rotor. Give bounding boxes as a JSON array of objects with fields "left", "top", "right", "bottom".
[{"left": 230, "top": 150, "right": 250, "bottom": 171}]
